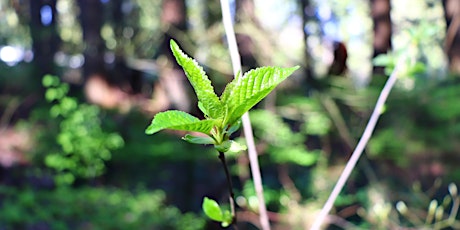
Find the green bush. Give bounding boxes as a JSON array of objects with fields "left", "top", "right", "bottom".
[
  {"left": 28, "top": 75, "right": 125, "bottom": 185},
  {"left": 0, "top": 186, "right": 205, "bottom": 230}
]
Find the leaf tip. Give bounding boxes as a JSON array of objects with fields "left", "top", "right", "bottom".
[
  {"left": 144, "top": 125, "right": 157, "bottom": 135},
  {"left": 170, "top": 39, "right": 178, "bottom": 49}
]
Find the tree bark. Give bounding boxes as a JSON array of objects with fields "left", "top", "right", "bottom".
[
  {"left": 299, "top": 0, "right": 320, "bottom": 93},
  {"left": 235, "top": 0, "right": 260, "bottom": 71},
  {"left": 442, "top": 0, "right": 460, "bottom": 74},
  {"left": 29, "top": 0, "right": 60, "bottom": 80},
  {"left": 77, "top": 0, "right": 106, "bottom": 80},
  {"left": 371, "top": 0, "right": 392, "bottom": 57},
  {"left": 370, "top": 0, "right": 392, "bottom": 74}
]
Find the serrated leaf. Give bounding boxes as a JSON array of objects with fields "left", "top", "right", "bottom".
[
  {"left": 170, "top": 40, "right": 224, "bottom": 119},
  {"left": 202, "top": 197, "right": 224, "bottom": 222},
  {"left": 145, "top": 110, "right": 217, "bottom": 135},
  {"left": 222, "top": 66, "right": 299, "bottom": 124},
  {"left": 198, "top": 101, "right": 209, "bottom": 117},
  {"left": 182, "top": 134, "right": 215, "bottom": 145}
]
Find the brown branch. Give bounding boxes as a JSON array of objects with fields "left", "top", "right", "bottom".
[{"left": 218, "top": 151, "right": 239, "bottom": 230}]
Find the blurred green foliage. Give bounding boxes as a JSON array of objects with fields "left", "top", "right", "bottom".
[
  {"left": 1, "top": 0, "right": 460, "bottom": 229},
  {"left": 250, "top": 109, "right": 320, "bottom": 166},
  {"left": 368, "top": 78, "right": 460, "bottom": 166},
  {"left": 0, "top": 186, "right": 205, "bottom": 230},
  {"left": 29, "top": 75, "right": 124, "bottom": 185}
]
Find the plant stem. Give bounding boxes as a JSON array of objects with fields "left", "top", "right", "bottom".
[
  {"left": 218, "top": 151, "right": 238, "bottom": 230},
  {"left": 310, "top": 60, "right": 403, "bottom": 230},
  {"left": 219, "top": 0, "right": 270, "bottom": 229}
]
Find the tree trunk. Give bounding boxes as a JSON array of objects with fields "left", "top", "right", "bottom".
[
  {"left": 235, "top": 0, "right": 260, "bottom": 70},
  {"left": 299, "top": 0, "right": 320, "bottom": 93},
  {"left": 77, "top": 0, "right": 105, "bottom": 80},
  {"left": 370, "top": 0, "right": 392, "bottom": 74},
  {"left": 29, "top": 0, "right": 60, "bottom": 80},
  {"left": 155, "top": 0, "right": 190, "bottom": 111},
  {"left": 371, "top": 0, "right": 392, "bottom": 57},
  {"left": 442, "top": 0, "right": 460, "bottom": 74}
]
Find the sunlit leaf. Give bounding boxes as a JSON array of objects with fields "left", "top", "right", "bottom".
[
  {"left": 227, "top": 140, "right": 247, "bottom": 153},
  {"left": 202, "top": 197, "right": 224, "bottom": 222},
  {"left": 170, "top": 40, "right": 224, "bottom": 119},
  {"left": 222, "top": 66, "right": 299, "bottom": 124},
  {"left": 145, "top": 110, "right": 217, "bottom": 135}
]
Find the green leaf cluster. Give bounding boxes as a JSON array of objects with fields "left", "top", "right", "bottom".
[
  {"left": 41, "top": 75, "right": 124, "bottom": 185},
  {"left": 145, "top": 40, "right": 299, "bottom": 153}
]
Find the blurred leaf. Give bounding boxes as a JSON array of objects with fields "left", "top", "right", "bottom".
[
  {"left": 202, "top": 197, "right": 224, "bottom": 222},
  {"left": 42, "top": 74, "right": 59, "bottom": 87},
  {"left": 227, "top": 140, "right": 247, "bottom": 153},
  {"left": 373, "top": 54, "right": 394, "bottom": 67},
  {"left": 221, "top": 210, "right": 233, "bottom": 227}
]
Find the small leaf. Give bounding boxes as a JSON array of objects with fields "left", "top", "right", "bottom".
[
  {"left": 215, "top": 140, "right": 232, "bottom": 153},
  {"left": 373, "top": 54, "right": 394, "bottom": 67},
  {"left": 182, "top": 134, "right": 215, "bottom": 145},
  {"left": 226, "top": 119, "right": 242, "bottom": 136},
  {"left": 170, "top": 40, "right": 224, "bottom": 119},
  {"left": 227, "top": 140, "right": 247, "bottom": 153},
  {"left": 145, "top": 110, "right": 217, "bottom": 135},
  {"left": 222, "top": 66, "right": 299, "bottom": 124},
  {"left": 202, "top": 197, "right": 224, "bottom": 222},
  {"left": 221, "top": 210, "right": 233, "bottom": 227},
  {"left": 42, "top": 74, "right": 59, "bottom": 87}
]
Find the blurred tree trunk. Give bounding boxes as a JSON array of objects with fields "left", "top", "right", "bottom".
[
  {"left": 299, "top": 0, "right": 320, "bottom": 93},
  {"left": 370, "top": 0, "right": 392, "bottom": 74},
  {"left": 235, "top": 0, "right": 259, "bottom": 70},
  {"left": 109, "top": 0, "right": 142, "bottom": 92},
  {"left": 77, "top": 0, "right": 106, "bottom": 80},
  {"left": 29, "top": 0, "right": 60, "bottom": 80},
  {"left": 442, "top": 0, "right": 460, "bottom": 74},
  {"left": 154, "top": 0, "right": 190, "bottom": 112}
]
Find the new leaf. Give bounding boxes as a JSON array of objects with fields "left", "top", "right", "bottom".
[
  {"left": 145, "top": 110, "right": 217, "bottom": 135},
  {"left": 202, "top": 197, "right": 224, "bottom": 222},
  {"left": 170, "top": 40, "right": 224, "bottom": 119},
  {"left": 222, "top": 66, "right": 299, "bottom": 124}
]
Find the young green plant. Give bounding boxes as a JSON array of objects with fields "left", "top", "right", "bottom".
[{"left": 145, "top": 40, "right": 298, "bottom": 227}]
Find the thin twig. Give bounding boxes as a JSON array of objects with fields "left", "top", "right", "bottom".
[
  {"left": 310, "top": 61, "right": 403, "bottom": 230},
  {"left": 218, "top": 151, "right": 239, "bottom": 229},
  {"left": 219, "top": 0, "right": 270, "bottom": 229}
]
